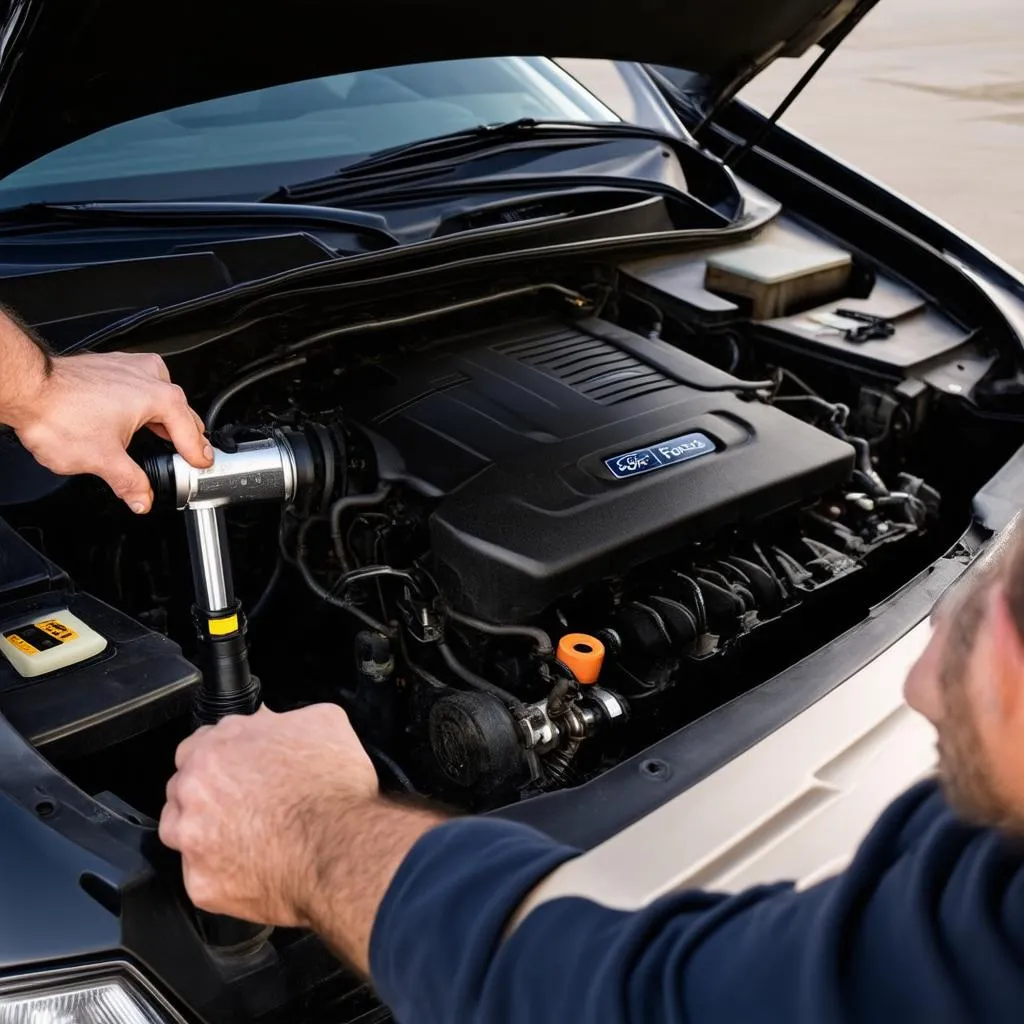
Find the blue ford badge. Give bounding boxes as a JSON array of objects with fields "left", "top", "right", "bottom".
[{"left": 604, "top": 432, "right": 716, "bottom": 480}]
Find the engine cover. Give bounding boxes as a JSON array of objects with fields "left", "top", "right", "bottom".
[{"left": 349, "top": 316, "right": 854, "bottom": 621}]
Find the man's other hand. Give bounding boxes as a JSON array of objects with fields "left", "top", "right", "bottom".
[
  {"left": 159, "top": 705, "right": 380, "bottom": 927},
  {"left": 8, "top": 351, "right": 213, "bottom": 513}
]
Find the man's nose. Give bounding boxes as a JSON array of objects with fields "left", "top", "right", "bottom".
[{"left": 903, "top": 630, "right": 942, "bottom": 723}]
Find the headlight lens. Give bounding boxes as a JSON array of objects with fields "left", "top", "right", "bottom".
[{"left": 0, "top": 976, "right": 168, "bottom": 1024}]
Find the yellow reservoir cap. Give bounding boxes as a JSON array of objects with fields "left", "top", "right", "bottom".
[{"left": 557, "top": 633, "right": 605, "bottom": 684}]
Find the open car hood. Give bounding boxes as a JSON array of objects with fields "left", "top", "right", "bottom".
[{"left": 0, "top": 0, "right": 873, "bottom": 180}]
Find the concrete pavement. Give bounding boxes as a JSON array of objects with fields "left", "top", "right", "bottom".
[{"left": 746, "top": 0, "right": 1024, "bottom": 270}]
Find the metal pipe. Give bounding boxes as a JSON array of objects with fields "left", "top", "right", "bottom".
[
  {"left": 185, "top": 506, "right": 235, "bottom": 612},
  {"left": 166, "top": 436, "right": 299, "bottom": 510}
]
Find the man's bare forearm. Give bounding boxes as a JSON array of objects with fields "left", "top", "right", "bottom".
[
  {"left": 0, "top": 305, "right": 210, "bottom": 510},
  {"left": 0, "top": 308, "right": 51, "bottom": 429},
  {"left": 302, "top": 798, "right": 446, "bottom": 974}
]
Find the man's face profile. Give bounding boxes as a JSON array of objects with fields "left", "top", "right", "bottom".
[{"left": 905, "top": 538, "right": 1024, "bottom": 833}]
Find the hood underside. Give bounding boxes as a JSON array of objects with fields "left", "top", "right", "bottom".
[{"left": 0, "top": 0, "right": 866, "bottom": 179}]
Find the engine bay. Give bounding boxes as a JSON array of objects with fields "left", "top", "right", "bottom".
[{"left": 2, "top": 224, "right": 1019, "bottom": 816}]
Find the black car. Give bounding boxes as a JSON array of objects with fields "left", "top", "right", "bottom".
[{"left": 1, "top": 1, "right": 1023, "bottom": 1021}]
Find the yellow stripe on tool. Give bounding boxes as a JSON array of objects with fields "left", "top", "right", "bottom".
[{"left": 208, "top": 614, "right": 239, "bottom": 636}]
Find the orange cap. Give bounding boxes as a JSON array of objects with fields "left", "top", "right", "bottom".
[{"left": 557, "top": 633, "right": 605, "bottom": 684}]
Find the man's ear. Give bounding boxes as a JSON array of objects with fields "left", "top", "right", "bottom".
[{"left": 984, "top": 584, "right": 1024, "bottom": 724}]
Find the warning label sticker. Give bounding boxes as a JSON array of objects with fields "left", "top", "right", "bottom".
[
  {"left": 37, "top": 619, "right": 78, "bottom": 643},
  {"left": 5, "top": 633, "right": 39, "bottom": 655},
  {"left": 3, "top": 619, "right": 78, "bottom": 656}
]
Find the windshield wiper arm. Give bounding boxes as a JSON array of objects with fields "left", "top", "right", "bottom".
[
  {"left": 268, "top": 119, "right": 678, "bottom": 199},
  {"left": 0, "top": 201, "right": 400, "bottom": 248}
]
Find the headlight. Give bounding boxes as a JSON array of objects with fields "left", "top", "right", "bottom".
[{"left": 0, "top": 969, "right": 177, "bottom": 1024}]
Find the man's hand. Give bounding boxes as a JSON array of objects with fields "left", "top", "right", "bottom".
[
  {"left": 6, "top": 350, "right": 213, "bottom": 513},
  {"left": 160, "top": 704, "right": 381, "bottom": 927},
  {"left": 160, "top": 704, "right": 445, "bottom": 973}
]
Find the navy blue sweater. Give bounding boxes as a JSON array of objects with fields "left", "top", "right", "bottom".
[{"left": 370, "top": 780, "right": 1024, "bottom": 1023}]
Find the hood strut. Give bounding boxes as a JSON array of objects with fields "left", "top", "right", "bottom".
[{"left": 709, "top": 0, "right": 880, "bottom": 169}]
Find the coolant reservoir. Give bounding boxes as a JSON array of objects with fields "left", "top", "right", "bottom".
[
  {"left": 1, "top": 610, "right": 106, "bottom": 678},
  {"left": 0, "top": 519, "right": 198, "bottom": 759}
]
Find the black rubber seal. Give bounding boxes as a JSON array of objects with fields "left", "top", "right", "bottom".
[
  {"left": 190, "top": 604, "right": 261, "bottom": 725},
  {"left": 142, "top": 453, "right": 176, "bottom": 507},
  {"left": 283, "top": 428, "right": 317, "bottom": 500}
]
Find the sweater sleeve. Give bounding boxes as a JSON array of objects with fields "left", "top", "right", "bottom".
[{"left": 370, "top": 780, "right": 1024, "bottom": 1024}]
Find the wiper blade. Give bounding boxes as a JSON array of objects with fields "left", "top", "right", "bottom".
[
  {"left": 268, "top": 119, "right": 678, "bottom": 199},
  {"left": 0, "top": 201, "right": 400, "bottom": 248}
]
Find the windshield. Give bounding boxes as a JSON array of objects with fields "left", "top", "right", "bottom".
[{"left": 0, "top": 58, "right": 616, "bottom": 208}]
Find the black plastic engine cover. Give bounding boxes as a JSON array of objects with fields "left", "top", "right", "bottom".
[{"left": 349, "top": 316, "right": 855, "bottom": 622}]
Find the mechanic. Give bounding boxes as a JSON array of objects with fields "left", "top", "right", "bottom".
[
  {"left": 0, "top": 306, "right": 212, "bottom": 510},
  {"left": 158, "top": 521, "right": 1024, "bottom": 1021}
]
